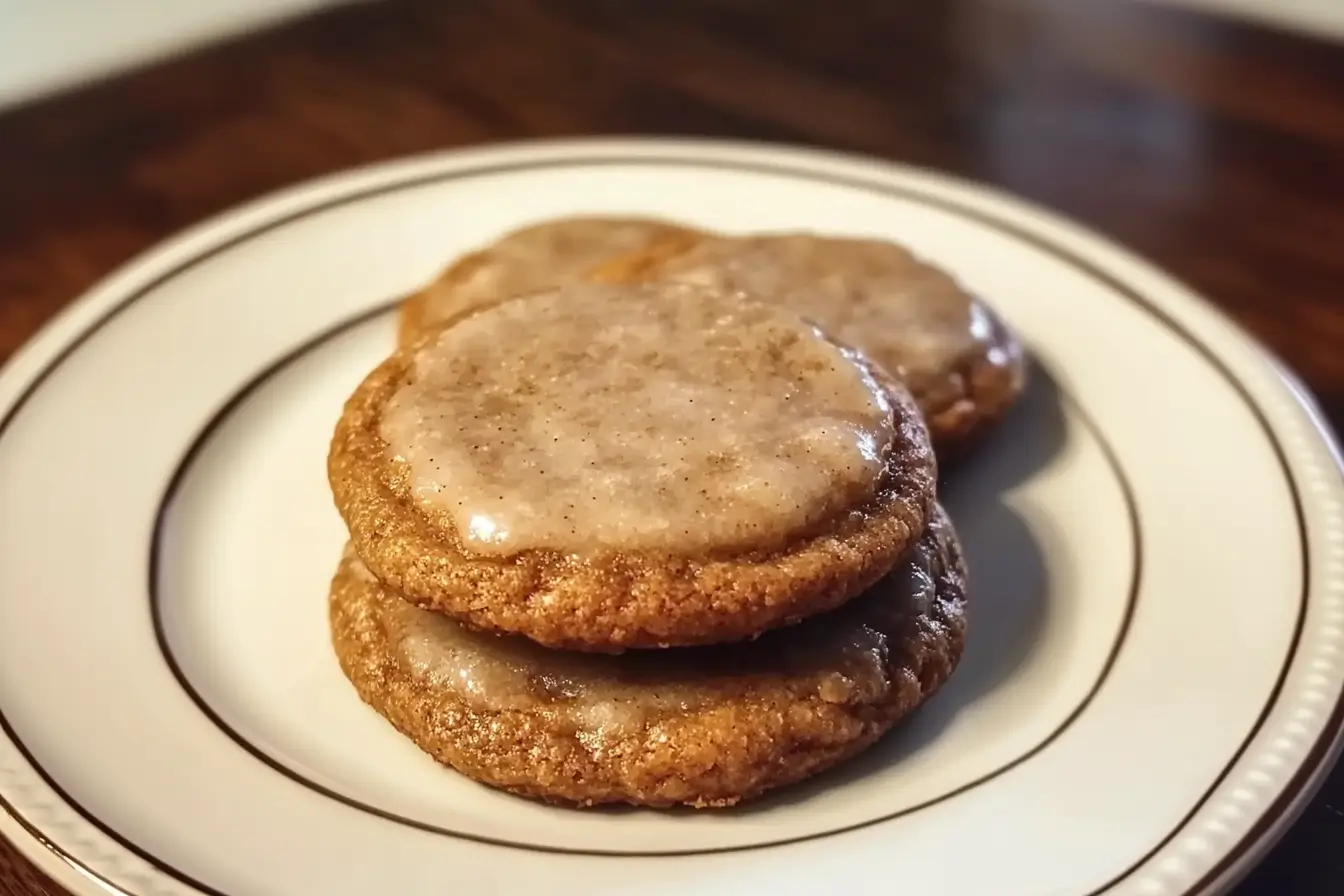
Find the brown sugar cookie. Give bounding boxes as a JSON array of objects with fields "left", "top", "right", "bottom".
[
  {"left": 329, "top": 504, "right": 967, "bottom": 808},
  {"left": 593, "top": 232, "right": 1027, "bottom": 456},
  {"left": 329, "top": 280, "right": 937, "bottom": 652},
  {"left": 396, "top": 216, "right": 702, "bottom": 347}
]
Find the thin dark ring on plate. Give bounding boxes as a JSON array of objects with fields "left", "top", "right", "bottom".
[
  {"left": 146, "top": 302, "right": 1141, "bottom": 859},
  {"left": 0, "top": 150, "right": 1317, "bottom": 896}
]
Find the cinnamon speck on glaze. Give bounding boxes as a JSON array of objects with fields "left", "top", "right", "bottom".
[{"left": 328, "top": 505, "right": 967, "bottom": 808}]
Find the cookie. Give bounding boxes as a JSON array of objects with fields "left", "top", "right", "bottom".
[
  {"left": 329, "top": 280, "right": 936, "bottom": 652},
  {"left": 329, "top": 504, "right": 967, "bottom": 808},
  {"left": 593, "top": 232, "right": 1027, "bottom": 455},
  {"left": 396, "top": 216, "right": 702, "bottom": 346}
]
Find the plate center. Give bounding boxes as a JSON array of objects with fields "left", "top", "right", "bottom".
[{"left": 154, "top": 311, "right": 1135, "bottom": 853}]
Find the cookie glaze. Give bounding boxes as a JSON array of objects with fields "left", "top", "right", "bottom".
[{"left": 381, "top": 281, "right": 895, "bottom": 556}]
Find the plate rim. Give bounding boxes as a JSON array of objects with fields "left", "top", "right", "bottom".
[{"left": 0, "top": 136, "right": 1340, "bottom": 896}]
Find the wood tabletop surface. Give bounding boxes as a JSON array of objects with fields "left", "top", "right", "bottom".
[{"left": 0, "top": 0, "right": 1341, "bottom": 893}]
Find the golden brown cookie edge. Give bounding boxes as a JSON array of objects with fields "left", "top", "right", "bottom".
[{"left": 328, "top": 506, "right": 967, "bottom": 808}]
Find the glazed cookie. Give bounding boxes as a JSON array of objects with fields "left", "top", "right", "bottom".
[
  {"left": 593, "top": 232, "right": 1027, "bottom": 455},
  {"left": 329, "top": 281, "right": 936, "bottom": 652},
  {"left": 396, "top": 216, "right": 701, "bottom": 346},
  {"left": 329, "top": 504, "right": 967, "bottom": 808}
]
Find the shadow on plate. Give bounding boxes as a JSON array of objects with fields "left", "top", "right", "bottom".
[{"left": 940, "top": 358, "right": 1068, "bottom": 492}]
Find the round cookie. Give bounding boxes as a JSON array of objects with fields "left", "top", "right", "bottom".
[
  {"left": 329, "top": 504, "right": 967, "bottom": 808},
  {"left": 329, "top": 280, "right": 937, "bottom": 652},
  {"left": 396, "top": 216, "right": 702, "bottom": 347},
  {"left": 592, "top": 232, "right": 1027, "bottom": 456}
]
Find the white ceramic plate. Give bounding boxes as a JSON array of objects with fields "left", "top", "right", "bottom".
[{"left": 0, "top": 138, "right": 1341, "bottom": 896}]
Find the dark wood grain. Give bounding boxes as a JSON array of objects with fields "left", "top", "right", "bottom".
[{"left": 0, "top": 0, "right": 1341, "bottom": 893}]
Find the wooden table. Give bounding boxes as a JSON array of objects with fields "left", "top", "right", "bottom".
[{"left": 1, "top": 0, "right": 1341, "bottom": 892}]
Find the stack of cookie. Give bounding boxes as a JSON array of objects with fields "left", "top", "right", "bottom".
[{"left": 325, "top": 218, "right": 1025, "bottom": 808}]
